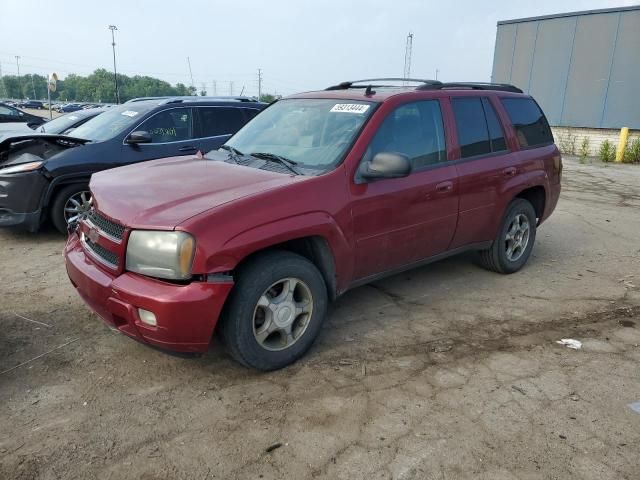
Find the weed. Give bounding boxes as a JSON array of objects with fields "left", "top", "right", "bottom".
[
  {"left": 558, "top": 129, "right": 576, "bottom": 155},
  {"left": 599, "top": 140, "right": 615, "bottom": 163},
  {"left": 578, "top": 137, "right": 590, "bottom": 164},
  {"left": 623, "top": 137, "right": 640, "bottom": 164}
]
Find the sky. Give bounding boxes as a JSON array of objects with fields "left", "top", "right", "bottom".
[{"left": 0, "top": 0, "right": 635, "bottom": 97}]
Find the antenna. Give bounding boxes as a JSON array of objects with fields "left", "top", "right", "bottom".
[{"left": 403, "top": 33, "right": 413, "bottom": 85}]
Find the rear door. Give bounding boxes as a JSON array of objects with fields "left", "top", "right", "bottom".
[
  {"left": 350, "top": 99, "right": 458, "bottom": 279},
  {"left": 448, "top": 96, "right": 517, "bottom": 248},
  {"left": 194, "top": 107, "right": 253, "bottom": 153},
  {"left": 121, "top": 107, "right": 197, "bottom": 164}
]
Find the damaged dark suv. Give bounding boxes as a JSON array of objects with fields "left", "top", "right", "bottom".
[{"left": 0, "top": 97, "right": 265, "bottom": 233}]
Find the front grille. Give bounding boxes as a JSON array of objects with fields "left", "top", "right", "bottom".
[
  {"left": 84, "top": 237, "right": 120, "bottom": 267},
  {"left": 86, "top": 210, "right": 125, "bottom": 240}
]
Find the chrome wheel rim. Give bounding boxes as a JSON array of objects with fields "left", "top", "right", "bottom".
[
  {"left": 505, "top": 213, "right": 530, "bottom": 262},
  {"left": 64, "top": 190, "right": 92, "bottom": 225},
  {"left": 252, "top": 277, "right": 313, "bottom": 352}
]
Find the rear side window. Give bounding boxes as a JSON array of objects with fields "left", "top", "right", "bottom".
[
  {"left": 367, "top": 100, "right": 447, "bottom": 169},
  {"left": 501, "top": 98, "right": 553, "bottom": 148},
  {"left": 199, "top": 107, "right": 247, "bottom": 137},
  {"left": 452, "top": 98, "right": 491, "bottom": 158},
  {"left": 482, "top": 98, "right": 507, "bottom": 152}
]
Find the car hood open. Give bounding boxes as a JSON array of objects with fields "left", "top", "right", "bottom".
[
  {"left": 90, "top": 154, "right": 307, "bottom": 230},
  {"left": 0, "top": 133, "right": 88, "bottom": 167}
]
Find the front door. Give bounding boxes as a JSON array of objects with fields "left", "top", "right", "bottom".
[
  {"left": 350, "top": 100, "right": 459, "bottom": 280},
  {"left": 122, "top": 107, "right": 197, "bottom": 164}
]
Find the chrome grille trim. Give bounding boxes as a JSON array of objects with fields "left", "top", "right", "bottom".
[
  {"left": 81, "top": 234, "right": 119, "bottom": 268},
  {"left": 86, "top": 210, "right": 125, "bottom": 242}
]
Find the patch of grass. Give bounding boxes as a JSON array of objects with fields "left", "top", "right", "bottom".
[
  {"left": 623, "top": 137, "right": 640, "bottom": 164},
  {"left": 599, "top": 140, "right": 615, "bottom": 163},
  {"left": 558, "top": 129, "right": 576, "bottom": 156},
  {"left": 578, "top": 137, "right": 590, "bottom": 164}
]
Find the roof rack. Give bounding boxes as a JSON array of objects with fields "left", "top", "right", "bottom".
[
  {"left": 417, "top": 82, "right": 523, "bottom": 93},
  {"left": 126, "top": 96, "right": 261, "bottom": 104},
  {"left": 325, "top": 78, "right": 442, "bottom": 90}
]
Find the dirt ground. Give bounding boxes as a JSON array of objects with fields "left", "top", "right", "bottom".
[{"left": 1, "top": 157, "right": 639, "bottom": 480}]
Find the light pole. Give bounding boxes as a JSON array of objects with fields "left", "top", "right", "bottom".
[
  {"left": 108, "top": 25, "right": 120, "bottom": 104},
  {"left": 15, "top": 56, "right": 21, "bottom": 98}
]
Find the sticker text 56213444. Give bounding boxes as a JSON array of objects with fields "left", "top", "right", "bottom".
[{"left": 330, "top": 104, "right": 370, "bottom": 114}]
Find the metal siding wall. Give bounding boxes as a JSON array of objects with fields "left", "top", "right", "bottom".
[
  {"left": 562, "top": 13, "right": 619, "bottom": 128},
  {"left": 601, "top": 10, "right": 640, "bottom": 129},
  {"left": 491, "top": 24, "right": 517, "bottom": 83},
  {"left": 509, "top": 22, "right": 538, "bottom": 92},
  {"left": 528, "top": 18, "right": 575, "bottom": 125},
  {"left": 492, "top": 9, "right": 640, "bottom": 129}
]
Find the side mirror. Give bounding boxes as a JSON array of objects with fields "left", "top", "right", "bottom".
[
  {"left": 126, "top": 131, "right": 152, "bottom": 144},
  {"left": 359, "top": 152, "right": 411, "bottom": 180}
]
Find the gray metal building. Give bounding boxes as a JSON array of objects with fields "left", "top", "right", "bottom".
[{"left": 491, "top": 6, "right": 640, "bottom": 130}]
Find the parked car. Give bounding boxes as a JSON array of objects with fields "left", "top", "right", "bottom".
[
  {"left": 37, "top": 108, "right": 105, "bottom": 135},
  {"left": 58, "top": 103, "right": 84, "bottom": 113},
  {"left": 0, "top": 102, "right": 47, "bottom": 128},
  {"left": 20, "top": 100, "right": 44, "bottom": 110},
  {"left": 0, "top": 97, "right": 266, "bottom": 233},
  {"left": 62, "top": 78, "right": 562, "bottom": 370}
]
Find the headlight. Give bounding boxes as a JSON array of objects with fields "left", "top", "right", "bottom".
[
  {"left": 0, "top": 161, "right": 43, "bottom": 175},
  {"left": 126, "top": 230, "right": 195, "bottom": 280}
]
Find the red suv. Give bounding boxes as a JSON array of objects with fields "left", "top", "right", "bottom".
[{"left": 64, "top": 79, "right": 562, "bottom": 370}]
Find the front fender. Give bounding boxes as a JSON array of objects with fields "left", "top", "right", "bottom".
[{"left": 194, "top": 211, "right": 353, "bottom": 292}]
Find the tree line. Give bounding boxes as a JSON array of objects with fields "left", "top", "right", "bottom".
[{"left": 0, "top": 68, "right": 277, "bottom": 103}]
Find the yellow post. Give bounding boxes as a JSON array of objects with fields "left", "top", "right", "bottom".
[{"left": 615, "top": 127, "right": 629, "bottom": 163}]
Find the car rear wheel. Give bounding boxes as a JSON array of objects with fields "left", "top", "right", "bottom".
[
  {"left": 51, "top": 184, "right": 91, "bottom": 234},
  {"left": 478, "top": 198, "right": 537, "bottom": 274},
  {"left": 218, "top": 251, "right": 328, "bottom": 370}
]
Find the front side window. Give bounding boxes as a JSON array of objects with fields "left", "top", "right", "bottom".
[
  {"left": 501, "top": 98, "right": 553, "bottom": 148},
  {"left": 138, "top": 108, "right": 193, "bottom": 143},
  {"left": 199, "top": 107, "right": 246, "bottom": 137},
  {"left": 223, "top": 98, "right": 374, "bottom": 172},
  {"left": 366, "top": 100, "right": 447, "bottom": 169}
]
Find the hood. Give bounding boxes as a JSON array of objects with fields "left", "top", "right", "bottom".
[
  {"left": 90, "top": 154, "right": 307, "bottom": 229},
  {"left": 0, "top": 133, "right": 88, "bottom": 167}
]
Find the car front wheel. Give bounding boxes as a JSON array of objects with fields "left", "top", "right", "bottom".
[
  {"left": 51, "top": 184, "right": 91, "bottom": 234},
  {"left": 478, "top": 198, "right": 537, "bottom": 274},
  {"left": 218, "top": 251, "right": 328, "bottom": 370}
]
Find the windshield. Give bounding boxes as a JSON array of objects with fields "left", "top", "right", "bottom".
[
  {"left": 70, "top": 104, "right": 153, "bottom": 142},
  {"left": 223, "top": 98, "right": 374, "bottom": 171},
  {"left": 39, "top": 110, "right": 96, "bottom": 135}
]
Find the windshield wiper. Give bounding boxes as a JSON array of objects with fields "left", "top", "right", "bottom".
[
  {"left": 219, "top": 144, "right": 243, "bottom": 163},
  {"left": 250, "top": 152, "right": 301, "bottom": 175}
]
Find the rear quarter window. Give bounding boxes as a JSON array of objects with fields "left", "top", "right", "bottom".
[{"left": 501, "top": 98, "right": 554, "bottom": 149}]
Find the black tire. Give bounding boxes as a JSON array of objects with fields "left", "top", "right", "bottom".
[
  {"left": 50, "top": 184, "right": 90, "bottom": 234},
  {"left": 218, "top": 250, "right": 328, "bottom": 371},
  {"left": 478, "top": 198, "right": 537, "bottom": 274}
]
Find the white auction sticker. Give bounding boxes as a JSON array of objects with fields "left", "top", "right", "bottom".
[
  {"left": 121, "top": 110, "right": 139, "bottom": 117},
  {"left": 330, "top": 104, "right": 370, "bottom": 114}
]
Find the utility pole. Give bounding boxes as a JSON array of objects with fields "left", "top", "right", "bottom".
[
  {"left": 15, "top": 56, "right": 21, "bottom": 98},
  {"left": 211, "top": 80, "right": 217, "bottom": 96},
  {"left": 30, "top": 74, "right": 36, "bottom": 99},
  {"left": 108, "top": 25, "right": 120, "bottom": 104},
  {"left": 0, "top": 61, "right": 4, "bottom": 98},
  {"left": 229, "top": 81, "right": 234, "bottom": 95},
  {"left": 435, "top": 69, "right": 439, "bottom": 81},
  {"left": 403, "top": 33, "right": 413, "bottom": 83},
  {"left": 257, "top": 68, "right": 262, "bottom": 101},
  {"left": 187, "top": 56, "right": 195, "bottom": 94}
]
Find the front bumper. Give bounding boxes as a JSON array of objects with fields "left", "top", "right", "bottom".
[
  {"left": 0, "top": 170, "right": 48, "bottom": 231},
  {"left": 64, "top": 233, "right": 234, "bottom": 353}
]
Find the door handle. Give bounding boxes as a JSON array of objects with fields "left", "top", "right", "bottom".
[
  {"left": 503, "top": 167, "right": 517, "bottom": 177},
  {"left": 435, "top": 181, "right": 453, "bottom": 193},
  {"left": 178, "top": 146, "right": 197, "bottom": 152}
]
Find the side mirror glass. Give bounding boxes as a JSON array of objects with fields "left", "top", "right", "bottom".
[
  {"left": 126, "top": 130, "right": 152, "bottom": 144},
  {"left": 359, "top": 152, "right": 411, "bottom": 180}
]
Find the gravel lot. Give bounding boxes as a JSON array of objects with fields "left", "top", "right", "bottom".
[{"left": 1, "top": 157, "right": 639, "bottom": 480}]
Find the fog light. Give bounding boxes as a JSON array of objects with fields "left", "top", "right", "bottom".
[{"left": 138, "top": 308, "right": 157, "bottom": 326}]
